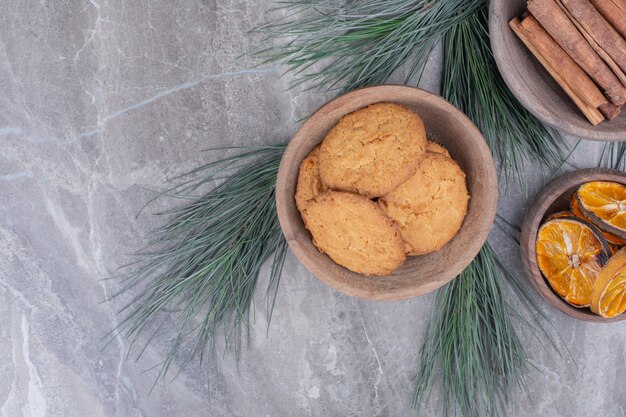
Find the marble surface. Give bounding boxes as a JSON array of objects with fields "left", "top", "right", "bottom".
[{"left": 0, "top": 1, "right": 624, "bottom": 416}]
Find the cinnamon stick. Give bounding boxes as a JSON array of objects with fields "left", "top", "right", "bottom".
[
  {"left": 555, "top": 0, "right": 626, "bottom": 87},
  {"left": 560, "top": 0, "right": 626, "bottom": 74},
  {"left": 510, "top": 17, "right": 605, "bottom": 125},
  {"left": 519, "top": 16, "right": 609, "bottom": 108},
  {"left": 589, "top": 0, "right": 626, "bottom": 38},
  {"left": 528, "top": 0, "right": 626, "bottom": 106},
  {"left": 599, "top": 101, "right": 622, "bottom": 119}
]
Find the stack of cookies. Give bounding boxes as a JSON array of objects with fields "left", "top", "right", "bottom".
[{"left": 295, "top": 103, "right": 470, "bottom": 276}]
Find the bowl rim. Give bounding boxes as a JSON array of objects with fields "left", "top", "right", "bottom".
[
  {"left": 488, "top": 0, "right": 626, "bottom": 142},
  {"left": 275, "top": 84, "right": 499, "bottom": 301},
  {"left": 520, "top": 168, "right": 626, "bottom": 322}
]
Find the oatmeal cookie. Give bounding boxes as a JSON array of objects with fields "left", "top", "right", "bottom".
[
  {"left": 301, "top": 191, "right": 406, "bottom": 275},
  {"left": 379, "top": 153, "right": 469, "bottom": 255},
  {"left": 295, "top": 145, "right": 327, "bottom": 212},
  {"left": 318, "top": 103, "right": 427, "bottom": 197}
]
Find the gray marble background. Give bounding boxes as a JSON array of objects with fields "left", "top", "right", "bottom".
[{"left": 0, "top": 1, "right": 624, "bottom": 416}]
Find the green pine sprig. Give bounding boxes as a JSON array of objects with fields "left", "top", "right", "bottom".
[
  {"left": 409, "top": 8, "right": 564, "bottom": 416},
  {"left": 109, "top": 144, "right": 288, "bottom": 383},
  {"left": 412, "top": 240, "right": 561, "bottom": 417},
  {"left": 253, "top": 0, "right": 484, "bottom": 92},
  {"left": 413, "top": 244, "right": 527, "bottom": 417}
]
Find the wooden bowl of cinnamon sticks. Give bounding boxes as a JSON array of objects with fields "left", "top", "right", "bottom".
[{"left": 490, "top": 0, "right": 626, "bottom": 141}]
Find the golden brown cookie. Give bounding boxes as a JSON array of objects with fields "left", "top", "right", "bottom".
[
  {"left": 301, "top": 191, "right": 406, "bottom": 275},
  {"left": 379, "top": 153, "right": 469, "bottom": 256},
  {"left": 295, "top": 145, "right": 327, "bottom": 212},
  {"left": 318, "top": 103, "right": 427, "bottom": 197},
  {"left": 426, "top": 140, "right": 451, "bottom": 157}
]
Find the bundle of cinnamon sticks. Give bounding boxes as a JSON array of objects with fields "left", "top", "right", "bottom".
[{"left": 510, "top": 0, "right": 626, "bottom": 125}]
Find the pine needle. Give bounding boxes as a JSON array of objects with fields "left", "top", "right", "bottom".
[
  {"left": 599, "top": 141, "right": 626, "bottom": 170},
  {"left": 108, "top": 144, "right": 288, "bottom": 384}
]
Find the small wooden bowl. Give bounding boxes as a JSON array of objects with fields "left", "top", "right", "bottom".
[
  {"left": 489, "top": 0, "right": 626, "bottom": 141},
  {"left": 520, "top": 168, "right": 626, "bottom": 322},
  {"left": 275, "top": 85, "right": 498, "bottom": 301}
]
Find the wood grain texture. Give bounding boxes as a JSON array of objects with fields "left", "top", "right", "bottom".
[
  {"left": 276, "top": 85, "right": 498, "bottom": 301},
  {"left": 520, "top": 168, "right": 626, "bottom": 322},
  {"left": 490, "top": 0, "right": 626, "bottom": 141}
]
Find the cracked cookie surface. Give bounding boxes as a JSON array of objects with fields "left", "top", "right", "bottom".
[
  {"left": 301, "top": 191, "right": 406, "bottom": 275},
  {"left": 295, "top": 145, "right": 327, "bottom": 212},
  {"left": 318, "top": 103, "right": 426, "bottom": 197},
  {"left": 379, "top": 153, "right": 469, "bottom": 256}
]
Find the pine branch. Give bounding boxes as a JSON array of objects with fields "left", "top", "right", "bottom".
[
  {"left": 107, "top": 144, "right": 288, "bottom": 384},
  {"left": 413, "top": 242, "right": 560, "bottom": 417},
  {"left": 442, "top": 6, "right": 565, "bottom": 186},
  {"left": 253, "top": 0, "right": 484, "bottom": 92}
]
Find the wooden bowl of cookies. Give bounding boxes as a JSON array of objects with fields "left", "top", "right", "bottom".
[
  {"left": 275, "top": 85, "right": 498, "bottom": 301},
  {"left": 521, "top": 168, "right": 626, "bottom": 322},
  {"left": 490, "top": 0, "right": 626, "bottom": 141}
]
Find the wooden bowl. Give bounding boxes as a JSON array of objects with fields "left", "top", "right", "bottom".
[
  {"left": 275, "top": 85, "right": 498, "bottom": 301},
  {"left": 521, "top": 168, "right": 626, "bottom": 322},
  {"left": 489, "top": 0, "right": 626, "bottom": 141}
]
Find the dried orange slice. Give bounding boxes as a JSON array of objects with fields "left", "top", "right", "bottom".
[
  {"left": 571, "top": 191, "right": 626, "bottom": 245},
  {"left": 591, "top": 248, "right": 626, "bottom": 318},
  {"left": 610, "top": 243, "right": 623, "bottom": 256},
  {"left": 570, "top": 194, "right": 584, "bottom": 217},
  {"left": 536, "top": 217, "right": 610, "bottom": 307},
  {"left": 574, "top": 182, "right": 626, "bottom": 242}
]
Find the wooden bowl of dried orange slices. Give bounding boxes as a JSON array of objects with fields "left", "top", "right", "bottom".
[{"left": 521, "top": 168, "right": 626, "bottom": 322}]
